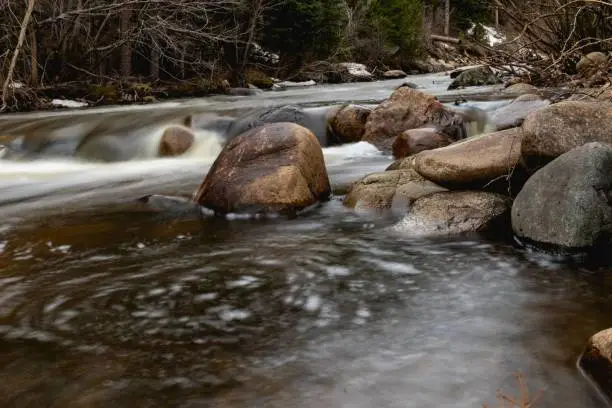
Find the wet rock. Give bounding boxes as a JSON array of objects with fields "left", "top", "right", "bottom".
[
  {"left": 228, "top": 87, "right": 262, "bottom": 96},
  {"left": 579, "top": 328, "right": 612, "bottom": 401},
  {"left": 137, "top": 194, "right": 201, "bottom": 215},
  {"left": 383, "top": 70, "right": 408, "bottom": 79},
  {"left": 344, "top": 169, "right": 447, "bottom": 212},
  {"left": 448, "top": 65, "right": 501, "bottom": 90},
  {"left": 521, "top": 101, "right": 612, "bottom": 170},
  {"left": 512, "top": 142, "right": 612, "bottom": 249},
  {"left": 362, "top": 87, "right": 466, "bottom": 152},
  {"left": 413, "top": 128, "right": 522, "bottom": 189},
  {"left": 576, "top": 52, "right": 609, "bottom": 76},
  {"left": 225, "top": 105, "right": 335, "bottom": 146},
  {"left": 192, "top": 122, "right": 331, "bottom": 215},
  {"left": 159, "top": 125, "right": 195, "bottom": 157},
  {"left": 447, "top": 105, "right": 490, "bottom": 137},
  {"left": 392, "top": 128, "right": 452, "bottom": 159},
  {"left": 490, "top": 94, "right": 550, "bottom": 130},
  {"left": 393, "top": 191, "right": 511, "bottom": 236},
  {"left": 328, "top": 104, "right": 371, "bottom": 144},
  {"left": 502, "top": 83, "right": 538, "bottom": 95}
]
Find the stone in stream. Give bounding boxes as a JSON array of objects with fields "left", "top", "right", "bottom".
[
  {"left": 521, "top": 101, "right": 612, "bottom": 171},
  {"left": 579, "top": 328, "right": 612, "bottom": 402},
  {"left": 343, "top": 169, "right": 447, "bottom": 212},
  {"left": 362, "top": 87, "right": 467, "bottom": 152},
  {"left": 489, "top": 94, "right": 550, "bottom": 131},
  {"left": 158, "top": 125, "right": 195, "bottom": 157},
  {"left": 412, "top": 128, "right": 523, "bottom": 192},
  {"left": 137, "top": 194, "right": 201, "bottom": 215},
  {"left": 512, "top": 142, "right": 612, "bottom": 250},
  {"left": 392, "top": 128, "right": 452, "bottom": 159},
  {"left": 501, "top": 83, "right": 539, "bottom": 95},
  {"left": 392, "top": 191, "right": 511, "bottom": 236},
  {"left": 192, "top": 122, "right": 331, "bottom": 215},
  {"left": 447, "top": 65, "right": 502, "bottom": 90},
  {"left": 327, "top": 104, "right": 372, "bottom": 144},
  {"left": 382, "top": 70, "right": 408, "bottom": 79}
]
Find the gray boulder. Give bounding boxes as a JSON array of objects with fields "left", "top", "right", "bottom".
[
  {"left": 521, "top": 101, "right": 612, "bottom": 170},
  {"left": 448, "top": 66, "right": 501, "bottom": 90},
  {"left": 490, "top": 94, "right": 550, "bottom": 131},
  {"left": 392, "top": 191, "right": 511, "bottom": 236},
  {"left": 512, "top": 142, "right": 612, "bottom": 249}
]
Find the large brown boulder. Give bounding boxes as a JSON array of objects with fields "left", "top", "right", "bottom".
[
  {"left": 159, "top": 125, "right": 195, "bottom": 157},
  {"left": 579, "top": 328, "right": 612, "bottom": 401},
  {"left": 344, "top": 169, "right": 447, "bottom": 212},
  {"left": 412, "top": 128, "right": 523, "bottom": 190},
  {"left": 192, "top": 123, "right": 331, "bottom": 214},
  {"left": 392, "top": 128, "right": 452, "bottom": 159},
  {"left": 362, "top": 87, "right": 466, "bottom": 152},
  {"left": 521, "top": 101, "right": 612, "bottom": 170},
  {"left": 392, "top": 191, "right": 511, "bottom": 236},
  {"left": 328, "top": 104, "right": 371, "bottom": 144}
]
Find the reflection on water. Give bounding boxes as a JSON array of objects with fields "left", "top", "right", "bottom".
[{"left": 0, "top": 200, "right": 610, "bottom": 408}]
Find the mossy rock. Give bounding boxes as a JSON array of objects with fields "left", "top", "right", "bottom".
[
  {"left": 129, "top": 82, "right": 153, "bottom": 95},
  {"left": 245, "top": 68, "right": 274, "bottom": 89},
  {"left": 89, "top": 84, "right": 120, "bottom": 103}
]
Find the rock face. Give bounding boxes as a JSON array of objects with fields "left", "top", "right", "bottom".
[
  {"left": 448, "top": 65, "right": 501, "bottom": 90},
  {"left": 158, "top": 125, "right": 195, "bottom": 157},
  {"left": 512, "top": 142, "right": 612, "bottom": 249},
  {"left": 392, "top": 191, "right": 511, "bottom": 236},
  {"left": 344, "top": 169, "right": 447, "bottom": 211},
  {"left": 383, "top": 70, "right": 408, "bottom": 79},
  {"left": 362, "top": 87, "right": 466, "bottom": 152},
  {"left": 392, "top": 128, "right": 452, "bottom": 159},
  {"left": 192, "top": 123, "right": 331, "bottom": 214},
  {"left": 521, "top": 101, "right": 612, "bottom": 169},
  {"left": 576, "top": 52, "right": 609, "bottom": 75},
  {"left": 579, "top": 328, "right": 612, "bottom": 401},
  {"left": 490, "top": 95, "right": 550, "bottom": 130},
  {"left": 413, "top": 128, "right": 522, "bottom": 188},
  {"left": 328, "top": 104, "right": 371, "bottom": 144}
]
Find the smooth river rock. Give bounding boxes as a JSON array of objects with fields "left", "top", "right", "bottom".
[
  {"left": 392, "top": 128, "right": 452, "bottom": 159},
  {"left": 512, "top": 142, "right": 612, "bottom": 249},
  {"left": 344, "top": 169, "right": 447, "bottom": 212},
  {"left": 362, "top": 87, "right": 466, "bottom": 152},
  {"left": 412, "top": 128, "right": 522, "bottom": 189},
  {"left": 521, "top": 101, "right": 612, "bottom": 170},
  {"left": 490, "top": 94, "right": 550, "bottom": 130},
  {"left": 392, "top": 191, "right": 511, "bottom": 236},
  {"left": 579, "top": 328, "right": 612, "bottom": 401},
  {"left": 192, "top": 122, "right": 331, "bottom": 215},
  {"left": 328, "top": 104, "right": 371, "bottom": 144},
  {"left": 158, "top": 125, "right": 195, "bottom": 157}
]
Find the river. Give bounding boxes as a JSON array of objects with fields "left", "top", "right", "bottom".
[{"left": 0, "top": 73, "right": 609, "bottom": 408}]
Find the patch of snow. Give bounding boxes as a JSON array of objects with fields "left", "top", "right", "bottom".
[
  {"left": 272, "top": 80, "right": 316, "bottom": 90},
  {"left": 8, "top": 82, "right": 23, "bottom": 89},
  {"left": 339, "top": 62, "right": 372, "bottom": 79},
  {"left": 468, "top": 24, "right": 506, "bottom": 46},
  {"left": 51, "top": 99, "right": 88, "bottom": 108}
]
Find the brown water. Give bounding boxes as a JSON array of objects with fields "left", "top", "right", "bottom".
[{"left": 0, "top": 76, "right": 610, "bottom": 408}]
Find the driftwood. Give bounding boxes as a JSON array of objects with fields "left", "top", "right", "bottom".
[{"left": 430, "top": 34, "right": 461, "bottom": 44}]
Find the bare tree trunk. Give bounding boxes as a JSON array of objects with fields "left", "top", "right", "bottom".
[
  {"left": 494, "top": 7, "right": 499, "bottom": 28},
  {"left": 1, "top": 0, "right": 37, "bottom": 111},
  {"left": 30, "top": 27, "right": 38, "bottom": 86},
  {"left": 120, "top": 7, "right": 132, "bottom": 78},
  {"left": 150, "top": 46, "right": 160, "bottom": 80},
  {"left": 444, "top": 0, "right": 450, "bottom": 36}
]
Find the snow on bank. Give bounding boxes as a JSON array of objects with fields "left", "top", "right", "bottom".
[
  {"left": 468, "top": 24, "right": 506, "bottom": 46},
  {"left": 51, "top": 99, "right": 88, "bottom": 108}
]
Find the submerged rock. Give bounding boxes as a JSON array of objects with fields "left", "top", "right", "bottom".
[
  {"left": 344, "top": 169, "right": 447, "bottom": 212},
  {"left": 393, "top": 191, "right": 511, "bottom": 236},
  {"left": 192, "top": 123, "right": 331, "bottom": 215},
  {"left": 512, "top": 142, "right": 612, "bottom": 249},
  {"left": 412, "top": 128, "right": 522, "bottom": 190},
  {"left": 521, "top": 101, "right": 612, "bottom": 170},
  {"left": 158, "top": 125, "right": 195, "bottom": 157},
  {"left": 392, "top": 128, "right": 452, "bottom": 159},
  {"left": 362, "top": 87, "right": 466, "bottom": 152},
  {"left": 383, "top": 70, "right": 408, "bottom": 79},
  {"left": 579, "top": 328, "right": 612, "bottom": 402},
  {"left": 448, "top": 65, "right": 501, "bottom": 90},
  {"left": 490, "top": 94, "right": 550, "bottom": 130},
  {"left": 328, "top": 104, "right": 371, "bottom": 144}
]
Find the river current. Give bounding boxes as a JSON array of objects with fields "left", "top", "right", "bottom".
[{"left": 0, "top": 73, "right": 610, "bottom": 408}]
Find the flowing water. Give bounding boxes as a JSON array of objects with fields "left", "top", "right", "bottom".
[{"left": 0, "top": 73, "right": 610, "bottom": 408}]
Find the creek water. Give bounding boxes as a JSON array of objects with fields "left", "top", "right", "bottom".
[{"left": 0, "top": 73, "right": 610, "bottom": 408}]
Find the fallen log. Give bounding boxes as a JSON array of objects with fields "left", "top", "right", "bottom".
[{"left": 430, "top": 34, "right": 461, "bottom": 44}]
